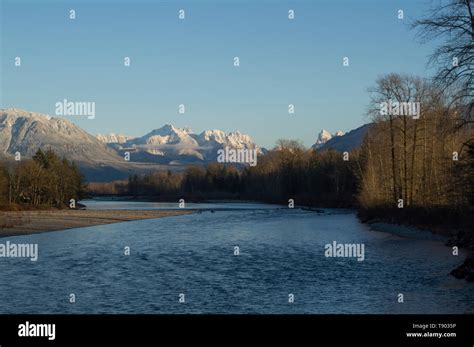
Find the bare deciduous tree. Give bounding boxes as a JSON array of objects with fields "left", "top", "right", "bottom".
[{"left": 412, "top": 0, "right": 474, "bottom": 124}]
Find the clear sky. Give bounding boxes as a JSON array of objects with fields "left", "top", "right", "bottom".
[{"left": 1, "top": 0, "right": 436, "bottom": 148}]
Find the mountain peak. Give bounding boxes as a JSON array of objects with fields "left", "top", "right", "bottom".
[
  {"left": 149, "top": 124, "right": 193, "bottom": 136},
  {"left": 2, "top": 108, "right": 56, "bottom": 122},
  {"left": 199, "top": 129, "right": 226, "bottom": 142},
  {"left": 312, "top": 124, "right": 372, "bottom": 152},
  {"left": 0, "top": 108, "right": 122, "bottom": 163},
  {"left": 312, "top": 129, "right": 346, "bottom": 149},
  {"left": 313, "top": 129, "right": 333, "bottom": 148},
  {"left": 96, "top": 133, "right": 134, "bottom": 144}
]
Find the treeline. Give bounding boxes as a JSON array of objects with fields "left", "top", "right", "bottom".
[
  {"left": 358, "top": 74, "right": 474, "bottom": 211},
  {"left": 241, "top": 141, "right": 357, "bottom": 206},
  {"left": 88, "top": 144, "right": 358, "bottom": 207},
  {"left": 88, "top": 74, "right": 474, "bottom": 216},
  {"left": 0, "top": 149, "right": 86, "bottom": 209}
]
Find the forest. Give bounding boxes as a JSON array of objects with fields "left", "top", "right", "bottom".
[
  {"left": 87, "top": 143, "right": 358, "bottom": 207},
  {"left": 0, "top": 149, "right": 86, "bottom": 210}
]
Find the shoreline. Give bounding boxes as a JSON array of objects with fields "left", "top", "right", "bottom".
[
  {"left": 365, "top": 221, "right": 451, "bottom": 242},
  {"left": 0, "top": 209, "right": 194, "bottom": 237},
  {"left": 359, "top": 212, "right": 474, "bottom": 282}
]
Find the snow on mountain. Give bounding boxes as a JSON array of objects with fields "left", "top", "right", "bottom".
[
  {"left": 0, "top": 108, "right": 373, "bottom": 182},
  {"left": 123, "top": 124, "right": 202, "bottom": 158},
  {"left": 317, "top": 124, "right": 372, "bottom": 152},
  {"left": 138, "top": 124, "right": 194, "bottom": 143},
  {"left": 96, "top": 133, "right": 134, "bottom": 144},
  {"left": 196, "top": 129, "right": 227, "bottom": 145},
  {"left": 312, "top": 129, "right": 345, "bottom": 149},
  {"left": 0, "top": 108, "right": 261, "bottom": 169},
  {"left": 102, "top": 125, "right": 261, "bottom": 162},
  {"left": 0, "top": 108, "right": 123, "bottom": 163},
  {"left": 196, "top": 129, "right": 260, "bottom": 150},
  {"left": 225, "top": 131, "right": 260, "bottom": 150},
  {"left": 314, "top": 129, "right": 333, "bottom": 148}
]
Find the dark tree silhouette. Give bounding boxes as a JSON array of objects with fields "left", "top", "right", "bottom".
[{"left": 412, "top": 0, "right": 474, "bottom": 122}]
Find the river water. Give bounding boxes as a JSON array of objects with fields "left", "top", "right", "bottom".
[{"left": 0, "top": 201, "right": 472, "bottom": 313}]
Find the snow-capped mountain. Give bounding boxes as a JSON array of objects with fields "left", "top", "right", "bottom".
[
  {"left": 197, "top": 129, "right": 228, "bottom": 145},
  {"left": 194, "top": 129, "right": 261, "bottom": 161},
  {"left": 0, "top": 108, "right": 123, "bottom": 163},
  {"left": 1, "top": 108, "right": 369, "bottom": 182},
  {"left": 312, "top": 129, "right": 345, "bottom": 149},
  {"left": 124, "top": 124, "right": 201, "bottom": 158},
  {"left": 316, "top": 124, "right": 372, "bottom": 152},
  {"left": 97, "top": 125, "right": 261, "bottom": 162},
  {"left": 96, "top": 133, "right": 133, "bottom": 144},
  {"left": 0, "top": 109, "right": 262, "bottom": 180}
]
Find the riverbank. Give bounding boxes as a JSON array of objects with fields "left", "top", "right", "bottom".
[
  {"left": 358, "top": 206, "right": 474, "bottom": 282},
  {"left": 0, "top": 209, "right": 194, "bottom": 237}
]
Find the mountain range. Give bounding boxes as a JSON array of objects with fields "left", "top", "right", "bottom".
[
  {"left": 96, "top": 125, "right": 262, "bottom": 164},
  {"left": 0, "top": 109, "right": 369, "bottom": 181}
]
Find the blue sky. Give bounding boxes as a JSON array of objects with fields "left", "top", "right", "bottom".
[{"left": 1, "top": 0, "right": 436, "bottom": 148}]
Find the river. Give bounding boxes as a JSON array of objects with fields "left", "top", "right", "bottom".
[{"left": 0, "top": 200, "right": 472, "bottom": 313}]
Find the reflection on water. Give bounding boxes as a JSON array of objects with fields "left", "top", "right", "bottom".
[{"left": 0, "top": 201, "right": 472, "bottom": 314}]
